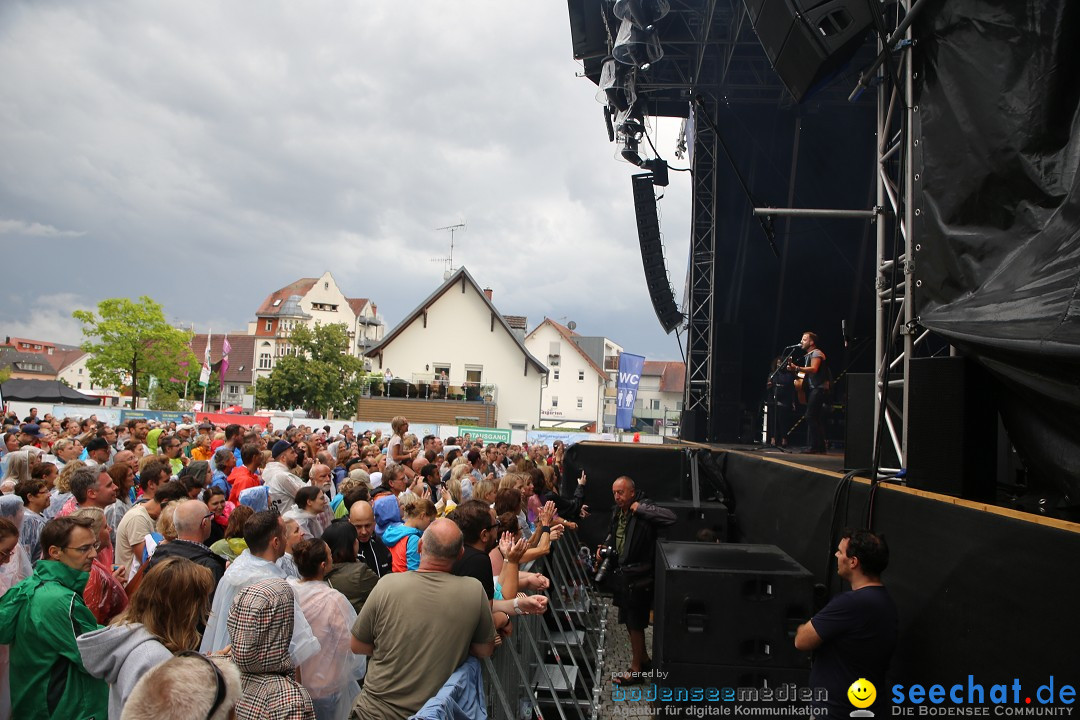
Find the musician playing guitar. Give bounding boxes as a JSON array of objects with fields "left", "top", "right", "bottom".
[{"left": 787, "top": 331, "right": 832, "bottom": 454}]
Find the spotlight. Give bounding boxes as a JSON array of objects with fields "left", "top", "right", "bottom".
[
  {"left": 619, "top": 135, "right": 644, "bottom": 166},
  {"left": 612, "top": 18, "right": 663, "bottom": 69},
  {"left": 613, "top": 0, "right": 670, "bottom": 29},
  {"left": 614, "top": 105, "right": 645, "bottom": 138}
]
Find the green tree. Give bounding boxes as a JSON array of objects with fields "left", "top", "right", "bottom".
[
  {"left": 73, "top": 297, "right": 195, "bottom": 410},
  {"left": 256, "top": 323, "right": 365, "bottom": 418}
]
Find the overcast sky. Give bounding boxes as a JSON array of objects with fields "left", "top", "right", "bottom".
[{"left": 0, "top": 1, "right": 691, "bottom": 362}]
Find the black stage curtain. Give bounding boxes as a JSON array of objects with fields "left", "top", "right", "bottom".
[{"left": 913, "top": 0, "right": 1080, "bottom": 496}]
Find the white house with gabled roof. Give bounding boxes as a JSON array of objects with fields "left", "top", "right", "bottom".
[
  {"left": 364, "top": 267, "right": 547, "bottom": 432},
  {"left": 524, "top": 318, "right": 614, "bottom": 431}
]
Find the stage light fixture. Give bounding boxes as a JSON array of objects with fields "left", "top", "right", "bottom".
[
  {"left": 595, "top": 57, "right": 637, "bottom": 112},
  {"left": 614, "top": 104, "right": 646, "bottom": 137},
  {"left": 613, "top": 0, "right": 670, "bottom": 30},
  {"left": 612, "top": 18, "right": 663, "bottom": 69},
  {"left": 618, "top": 134, "right": 644, "bottom": 166}
]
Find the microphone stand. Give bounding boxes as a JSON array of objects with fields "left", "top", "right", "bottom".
[{"left": 765, "top": 344, "right": 802, "bottom": 452}]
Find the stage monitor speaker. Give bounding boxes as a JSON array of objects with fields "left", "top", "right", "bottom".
[
  {"left": 633, "top": 173, "right": 684, "bottom": 333},
  {"left": 843, "top": 372, "right": 900, "bottom": 471},
  {"left": 653, "top": 542, "right": 813, "bottom": 669},
  {"left": 656, "top": 501, "right": 730, "bottom": 543},
  {"left": 845, "top": 360, "right": 997, "bottom": 500},
  {"left": 906, "top": 357, "right": 996, "bottom": 500},
  {"left": 742, "top": 0, "right": 873, "bottom": 102}
]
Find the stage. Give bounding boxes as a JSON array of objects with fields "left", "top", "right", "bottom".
[{"left": 563, "top": 441, "right": 1080, "bottom": 690}]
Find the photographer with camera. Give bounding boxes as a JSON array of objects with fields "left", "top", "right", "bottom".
[{"left": 596, "top": 476, "right": 675, "bottom": 686}]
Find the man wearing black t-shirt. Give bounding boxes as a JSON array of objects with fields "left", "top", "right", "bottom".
[
  {"left": 451, "top": 500, "right": 547, "bottom": 620},
  {"left": 795, "top": 529, "right": 898, "bottom": 719},
  {"left": 787, "top": 331, "right": 833, "bottom": 454}
]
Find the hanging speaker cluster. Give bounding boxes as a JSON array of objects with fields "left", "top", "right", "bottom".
[{"left": 633, "top": 172, "right": 684, "bottom": 334}]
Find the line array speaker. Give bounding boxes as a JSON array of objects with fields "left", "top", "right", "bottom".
[{"left": 633, "top": 172, "right": 684, "bottom": 333}]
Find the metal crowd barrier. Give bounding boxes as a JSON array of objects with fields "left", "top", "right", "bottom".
[{"left": 482, "top": 529, "right": 608, "bottom": 720}]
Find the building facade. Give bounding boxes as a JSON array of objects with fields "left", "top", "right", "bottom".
[{"left": 364, "top": 268, "right": 546, "bottom": 431}]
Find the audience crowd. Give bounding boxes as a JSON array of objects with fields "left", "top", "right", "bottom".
[{"left": 0, "top": 409, "right": 583, "bottom": 719}]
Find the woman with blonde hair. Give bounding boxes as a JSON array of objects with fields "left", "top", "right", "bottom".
[
  {"left": 386, "top": 416, "right": 417, "bottom": 469},
  {"left": 0, "top": 451, "right": 34, "bottom": 486},
  {"left": 189, "top": 434, "right": 213, "bottom": 462},
  {"left": 78, "top": 556, "right": 215, "bottom": 718},
  {"left": 70, "top": 506, "right": 129, "bottom": 625},
  {"left": 48, "top": 459, "right": 86, "bottom": 518}
]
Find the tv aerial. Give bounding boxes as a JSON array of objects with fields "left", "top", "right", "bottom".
[{"left": 431, "top": 222, "right": 466, "bottom": 280}]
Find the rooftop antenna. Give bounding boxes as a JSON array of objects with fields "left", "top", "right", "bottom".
[{"left": 431, "top": 222, "right": 466, "bottom": 279}]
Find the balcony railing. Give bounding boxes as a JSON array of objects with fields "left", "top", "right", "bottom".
[{"left": 360, "top": 376, "right": 498, "bottom": 404}]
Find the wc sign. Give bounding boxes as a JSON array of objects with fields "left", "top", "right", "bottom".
[{"left": 615, "top": 353, "right": 645, "bottom": 430}]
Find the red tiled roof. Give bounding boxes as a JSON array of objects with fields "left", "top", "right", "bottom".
[
  {"left": 346, "top": 298, "right": 370, "bottom": 317},
  {"left": 50, "top": 349, "right": 89, "bottom": 373},
  {"left": 642, "top": 361, "right": 686, "bottom": 393},
  {"left": 189, "top": 334, "right": 257, "bottom": 384},
  {"left": 255, "top": 278, "right": 318, "bottom": 317}
]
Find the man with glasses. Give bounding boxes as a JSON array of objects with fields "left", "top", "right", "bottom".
[
  {"left": 0, "top": 515, "right": 109, "bottom": 719},
  {"left": 145, "top": 499, "right": 227, "bottom": 588},
  {"left": 160, "top": 433, "right": 189, "bottom": 476}
]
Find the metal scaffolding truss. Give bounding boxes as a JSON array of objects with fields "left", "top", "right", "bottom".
[
  {"left": 685, "top": 99, "right": 719, "bottom": 418},
  {"left": 873, "top": 0, "right": 923, "bottom": 474}
]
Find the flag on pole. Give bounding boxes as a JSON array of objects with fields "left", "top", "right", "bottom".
[
  {"left": 219, "top": 335, "right": 232, "bottom": 392},
  {"left": 199, "top": 330, "right": 212, "bottom": 387}
]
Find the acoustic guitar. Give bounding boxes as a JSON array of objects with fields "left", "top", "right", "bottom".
[{"left": 793, "top": 371, "right": 807, "bottom": 405}]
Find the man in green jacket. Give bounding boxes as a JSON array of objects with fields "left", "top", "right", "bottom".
[{"left": 0, "top": 515, "right": 108, "bottom": 719}]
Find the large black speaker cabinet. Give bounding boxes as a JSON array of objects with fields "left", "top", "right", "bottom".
[
  {"left": 743, "top": 0, "right": 873, "bottom": 101},
  {"left": 844, "top": 372, "right": 900, "bottom": 471},
  {"left": 633, "top": 173, "right": 683, "bottom": 333},
  {"left": 906, "top": 357, "right": 997, "bottom": 500},
  {"left": 845, "top": 359, "right": 997, "bottom": 499},
  {"left": 656, "top": 501, "right": 730, "bottom": 543},
  {"left": 653, "top": 542, "right": 813, "bottom": 669}
]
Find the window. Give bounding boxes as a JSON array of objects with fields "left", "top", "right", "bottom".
[
  {"left": 265, "top": 320, "right": 272, "bottom": 331},
  {"left": 228, "top": 385, "right": 239, "bottom": 395},
  {"left": 433, "top": 363, "right": 450, "bottom": 379},
  {"left": 650, "top": 399, "right": 661, "bottom": 410},
  {"left": 272, "top": 298, "right": 282, "bottom": 307},
  {"left": 552, "top": 396, "right": 559, "bottom": 407},
  {"left": 77, "top": 382, "right": 82, "bottom": 389},
  {"left": 576, "top": 397, "right": 583, "bottom": 409},
  {"left": 78, "top": 368, "right": 83, "bottom": 375},
  {"left": 578, "top": 370, "right": 585, "bottom": 381},
  {"left": 465, "top": 365, "right": 483, "bottom": 386},
  {"left": 553, "top": 369, "right": 560, "bottom": 381},
  {"left": 324, "top": 281, "right": 329, "bottom": 290}
]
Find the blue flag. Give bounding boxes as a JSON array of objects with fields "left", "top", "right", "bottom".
[{"left": 615, "top": 353, "right": 645, "bottom": 430}]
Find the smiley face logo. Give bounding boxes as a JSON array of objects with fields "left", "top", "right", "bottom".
[{"left": 847, "top": 678, "right": 876, "bottom": 709}]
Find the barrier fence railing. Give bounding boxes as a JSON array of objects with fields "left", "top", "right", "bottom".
[{"left": 482, "top": 529, "right": 608, "bottom": 719}]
